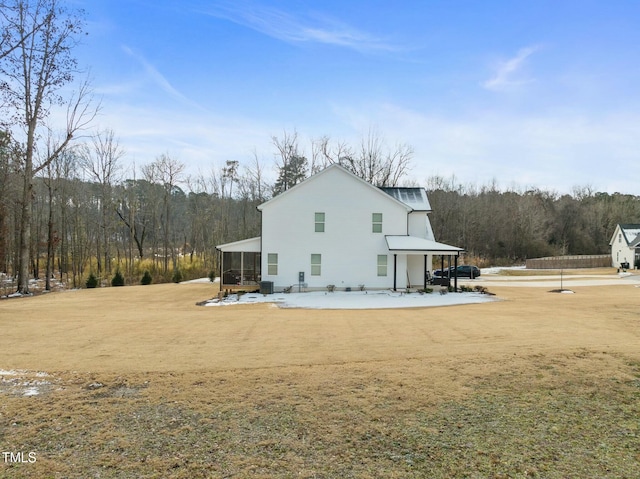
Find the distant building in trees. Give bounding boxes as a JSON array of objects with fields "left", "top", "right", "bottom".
[{"left": 610, "top": 224, "right": 640, "bottom": 269}]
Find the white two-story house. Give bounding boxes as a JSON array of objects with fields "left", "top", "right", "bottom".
[
  {"left": 610, "top": 223, "right": 640, "bottom": 269},
  {"left": 217, "top": 164, "right": 463, "bottom": 292}
]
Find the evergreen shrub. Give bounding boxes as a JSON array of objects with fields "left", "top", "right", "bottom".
[
  {"left": 172, "top": 269, "right": 183, "bottom": 283},
  {"left": 86, "top": 273, "right": 98, "bottom": 289},
  {"left": 141, "top": 270, "right": 152, "bottom": 285},
  {"left": 111, "top": 270, "right": 125, "bottom": 287}
]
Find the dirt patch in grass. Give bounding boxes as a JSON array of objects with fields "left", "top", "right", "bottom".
[{"left": 1, "top": 281, "right": 639, "bottom": 477}]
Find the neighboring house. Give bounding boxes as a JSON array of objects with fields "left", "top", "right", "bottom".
[
  {"left": 217, "top": 164, "right": 463, "bottom": 292},
  {"left": 610, "top": 223, "right": 640, "bottom": 269}
]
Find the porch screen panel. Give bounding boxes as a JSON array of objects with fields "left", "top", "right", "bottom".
[
  {"left": 223, "top": 252, "right": 241, "bottom": 284},
  {"left": 242, "top": 252, "right": 261, "bottom": 284}
]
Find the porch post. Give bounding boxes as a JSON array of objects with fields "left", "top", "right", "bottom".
[
  {"left": 240, "top": 252, "right": 245, "bottom": 285},
  {"left": 393, "top": 254, "right": 397, "bottom": 291},
  {"left": 219, "top": 250, "right": 223, "bottom": 290}
]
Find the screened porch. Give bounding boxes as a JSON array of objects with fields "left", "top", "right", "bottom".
[{"left": 216, "top": 237, "right": 262, "bottom": 291}]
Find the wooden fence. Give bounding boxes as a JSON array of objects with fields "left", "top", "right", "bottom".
[{"left": 525, "top": 255, "right": 611, "bottom": 270}]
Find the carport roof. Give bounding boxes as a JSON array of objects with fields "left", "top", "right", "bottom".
[{"left": 385, "top": 235, "right": 463, "bottom": 254}]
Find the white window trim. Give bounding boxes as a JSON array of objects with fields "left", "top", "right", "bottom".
[
  {"left": 377, "top": 255, "right": 388, "bottom": 276},
  {"left": 372, "top": 213, "right": 383, "bottom": 233},
  {"left": 267, "top": 253, "right": 278, "bottom": 275},
  {"left": 315, "top": 212, "right": 325, "bottom": 233},
  {"left": 311, "top": 254, "right": 322, "bottom": 276}
]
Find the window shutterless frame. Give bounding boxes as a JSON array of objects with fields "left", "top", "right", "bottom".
[
  {"left": 377, "top": 255, "right": 387, "bottom": 276},
  {"left": 267, "top": 253, "right": 278, "bottom": 275},
  {"left": 311, "top": 254, "right": 321, "bottom": 276},
  {"left": 315, "top": 212, "right": 325, "bottom": 232},
  {"left": 372, "top": 213, "right": 383, "bottom": 233}
]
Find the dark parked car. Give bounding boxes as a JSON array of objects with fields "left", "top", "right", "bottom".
[{"left": 433, "top": 265, "right": 481, "bottom": 279}]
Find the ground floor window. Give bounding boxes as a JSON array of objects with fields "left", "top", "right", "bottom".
[
  {"left": 311, "top": 254, "right": 322, "bottom": 276},
  {"left": 267, "top": 253, "right": 278, "bottom": 275},
  {"left": 377, "top": 255, "right": 388, "bottom": 276}
]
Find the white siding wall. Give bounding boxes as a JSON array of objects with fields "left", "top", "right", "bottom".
[
  {"left": 408, "top": 212, "right": 428, "bottom": 238},
  {"left": 406, "top": 212, "right": 435, "bottom": 286},
  {"left": 260, "top": 167, "right": 409, "bottom": 290}
]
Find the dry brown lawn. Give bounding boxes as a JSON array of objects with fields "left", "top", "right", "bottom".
[{"left": 0, "top": 280, "right": 639, "bottom": 478}]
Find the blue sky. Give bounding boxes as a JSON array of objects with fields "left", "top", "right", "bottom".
[{"left": 74, "top": 0, "right": 640, "bottom": 194}]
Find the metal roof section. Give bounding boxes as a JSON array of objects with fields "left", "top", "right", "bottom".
[
  {"left": 379, "top": 187, "right": 432, "bottom": 211},
  {"left": 216, "top": 236, "right": 261, "bottom": 252},
  {"left": 630, "top": 235, "right": 640, "bottom": 248},
  {"left": 621, "top": 224, "right": 640, "bottom": 246},
  {"left": 385, "top": 235, "right": 463, "bottom": 254}
]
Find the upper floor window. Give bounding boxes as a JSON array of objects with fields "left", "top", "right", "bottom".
[
  {"left": 619, "top": 233, "right": 622, "bottom": 243},
  {"left": 315, "top": 212, "right": 325, "bottom": 232},
  {"left": 372, "top": 213, "right": 383, "bottom": 233}
]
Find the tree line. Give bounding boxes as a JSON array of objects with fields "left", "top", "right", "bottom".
[
  {"left": 3, "top": 124, "right": 638, "bottom": 292},
  {"left": 428, "top": 178, "right": 640, "bottom": 265},
  {"left": 0, "top": 120, "right": 417, "bottom": 290}
]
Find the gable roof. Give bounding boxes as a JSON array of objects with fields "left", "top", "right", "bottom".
[
  {"left": 257, "top": 163, "right": 412, "bottom": 212},
  {"left": 612, "top": 224, "right": 640, "bottom": 247}
]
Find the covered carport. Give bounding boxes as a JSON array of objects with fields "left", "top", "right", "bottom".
[{"left": 385, "top": 235, "right": 464, "bottom": 291}]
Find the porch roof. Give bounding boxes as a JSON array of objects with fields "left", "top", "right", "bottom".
[
  {"left": 385, "top": 235, "right": 463, "bottom": 255},
  {"left": 216, "top": 236, "right": 261, "bottom": 253}
]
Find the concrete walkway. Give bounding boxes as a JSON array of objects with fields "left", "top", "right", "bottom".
[{"left": 460, "top": 272, "right": 640, "bottom": 288}]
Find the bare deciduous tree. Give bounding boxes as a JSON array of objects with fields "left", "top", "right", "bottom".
[
  {"left": 272, "top": 130, "right": 308, "bottom": 195},
  {"left": 142, "top": 154, "right": 185, "bottom": 273},
  {"left": 79, "top": 128, "right": 124, "bottom": 276},
  {"left": 344, "top": 128, "right": 413, "bottom": 187},
  {"left": 0, "top": 0, "right": 97, "bottom": 293}
]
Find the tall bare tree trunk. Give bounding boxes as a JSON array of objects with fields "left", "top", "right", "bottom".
[{"left": 1, "top": 1, "right": 96, "bottom": 293}]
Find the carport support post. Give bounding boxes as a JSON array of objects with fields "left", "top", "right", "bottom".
[
  {"left": 393, "top": 254, "right": 397, "bottom": 291},
  {"left": 454, "top": 254, "right": 458, "bottom": 291},
  {"left": 423, "top": 254, "right": 427, "bottom": 290}
]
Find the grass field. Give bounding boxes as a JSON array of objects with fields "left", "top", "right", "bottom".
[{"left": 0, "top": 278, "right": 639, "bottom": 478}]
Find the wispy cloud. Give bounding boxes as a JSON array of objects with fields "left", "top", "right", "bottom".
[
  {"left": 332, "top": 101, "right": 640, "bottom": 193},
  {"left": 121, "top": 45, "right": 206, "bottom": 111},
  {"left": 482, "top": 45, "right": 540, "bottom": 91},
  {"left": 198, "top": 1, "right": 398, "bottom": 53}
]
